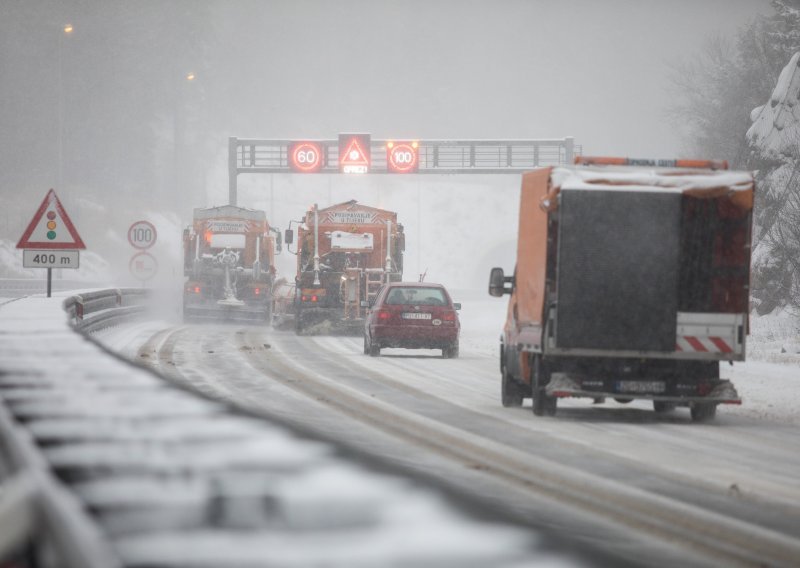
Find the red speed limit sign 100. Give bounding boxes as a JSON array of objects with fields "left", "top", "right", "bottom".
[
  {"left": 288, "top": 141, "right": 324, "bottom": 173},
  {"left": 128, "top": 220, "right": 157, "bottom": 250},
  {"left": 386, "top": 141, "right": 419, "bottom": 173}
]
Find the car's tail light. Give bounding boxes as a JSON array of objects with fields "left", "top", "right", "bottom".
[
  {"left": 442, "top": 311, "right": 456, "bottom": 322},
  {"left": 377, "top": 309, "right": 391, "bottom": 320},
  {"left": 300, "top": 295, "right": 318, "bottom": 302},
  {"left": 254, "top": 287, "right": 261, "bottom": 296}
]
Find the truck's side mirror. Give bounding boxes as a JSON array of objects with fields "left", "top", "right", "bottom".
[
  {"left": 284, "top": 229, "right": 294, "bottom": 245},
  {"left": 488, "top": 267, "right": 513, "bottom": 297}
]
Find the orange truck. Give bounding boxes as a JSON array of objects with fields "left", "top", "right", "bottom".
[
  {"left": 489, "top": 157, "right": 754, "bottom": 422},
  {"left": 183, "top": 205, "right": 279, "bottom": 322},
  {"left": 284, "top": 200, "right": 404, "bottom": 334}
]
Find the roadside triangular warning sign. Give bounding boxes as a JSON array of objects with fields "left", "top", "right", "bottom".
[
  {"left": 340, "top": 137, "right": 370, "bottom": 166},
  {"left": 16, "top": 189, "right": 86, "bottom": 250}
]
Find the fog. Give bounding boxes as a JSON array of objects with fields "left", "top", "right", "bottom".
[{"left": 0, "top": 0, "right": 770, "bottom": 290}]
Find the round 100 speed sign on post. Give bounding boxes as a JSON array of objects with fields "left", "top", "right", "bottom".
[{"left": 128, "top": 220, "right": 157, "bottom": 250}]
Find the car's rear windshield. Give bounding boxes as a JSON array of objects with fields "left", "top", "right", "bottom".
[{"left": 385, "top": 287, "right": 447, "bottom": 306}]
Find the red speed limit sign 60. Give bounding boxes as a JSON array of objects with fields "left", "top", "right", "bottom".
[
  {"left": 386, "top": 141, "right": 419, "bottom": 173},
  {"left": 128, "top": 220, "right": 157, "bottom": 250},
  {"left": 288, "top": 141, "right": 324, "bottom": 173}
]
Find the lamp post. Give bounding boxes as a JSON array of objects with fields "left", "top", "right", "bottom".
[
  {"left": 174, "top": 71, "right": 196, "bottom": 215},
  {"left": 58, "top": 23, "right": 73, "bottom": 191}
]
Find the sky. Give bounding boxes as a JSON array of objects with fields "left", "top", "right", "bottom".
[
  {"left": 0, "top": 0, "right": 775, "bottom": 289},
  {"left": 208, "top": 0, "right": 771, "bottom": 156}
]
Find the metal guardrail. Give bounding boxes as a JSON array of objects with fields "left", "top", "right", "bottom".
[
  {"left": 0, "top": 404, "right": 122, "bottom": 568},
  {"left": 0, "top": 288, "right": 149, "bottom": 567},
  {"left": 63, "top": 288, "right": 150, "bottom": 332}
]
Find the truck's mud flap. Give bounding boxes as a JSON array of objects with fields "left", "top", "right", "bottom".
[{"left": 545, "top": 373, "right": 741, "bottom": 405}]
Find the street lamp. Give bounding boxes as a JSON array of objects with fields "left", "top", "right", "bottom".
[
  {"left": 58, "top": 23, "right": 74, "bottom": 190},
  {"left": 175, "top": 71, "right": 197, "bottom": 213}
]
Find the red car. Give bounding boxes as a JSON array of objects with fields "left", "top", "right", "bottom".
[{"left": 363, "top": 282, "right": 461, "bottom": 358}]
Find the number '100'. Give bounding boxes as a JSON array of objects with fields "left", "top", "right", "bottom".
[
  {"left": 393, "top": 151, "right": 414, "bottom": 164},
  {"left": 133, "top": 228, "right": 152, "bottom": 242}
]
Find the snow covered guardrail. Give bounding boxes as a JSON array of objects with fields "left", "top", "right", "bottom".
[
  {"left": 0, "top": 404, "right": 122, "bottom": 568},
  {"left": 63, "top": 288, "right": 150, "bottom": 333}
]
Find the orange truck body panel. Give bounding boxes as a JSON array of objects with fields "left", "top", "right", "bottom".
[
  {"left": 291, "top": 200, "right": 404, "bottom": 333},
  {"left": 182, "top": 205, "right": 276, "bottom": 322},
  {"left": 496, "top": 162, "right": 755, "bottom": 413},
  {"left": 509, "top": 167, "right": 551, "bottom": 333},
  {"left": 296, "top": 201, "right": 402, "bottom": 279}
]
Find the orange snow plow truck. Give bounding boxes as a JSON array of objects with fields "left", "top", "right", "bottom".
[
  {"left": 489, "top": 157, "right": 754, "bottom": 422},
  {"left": 183, "top": 205, "right": 278, "bottom": 323},
  {"left": 284, "top": 200, "right": 404, "bottom": 335}
]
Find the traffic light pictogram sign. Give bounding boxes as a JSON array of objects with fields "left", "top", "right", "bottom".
[{"left": 16, "top": 189, "right": 86, "bottom": 250}]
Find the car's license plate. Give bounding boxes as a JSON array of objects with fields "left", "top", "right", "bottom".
[
  {"left": 616, "top": 380, "right": 665, "bottom": 393},
  {"left": 402, "top": 312, "right": 431, "bottom": 320}
]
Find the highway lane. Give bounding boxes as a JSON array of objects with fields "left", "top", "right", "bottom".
[{"left": 109, "top": 319, "right": 800, "bottom": 568}]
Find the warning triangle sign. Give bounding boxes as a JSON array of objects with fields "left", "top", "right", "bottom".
[
  {"left": 339, "top": 134, "right": 371, "bottom": 173},
  {"left": 16, "top": 189, "right": 86, "bottom": 250}
]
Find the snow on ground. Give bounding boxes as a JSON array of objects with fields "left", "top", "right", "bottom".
[{"left": 1, "top": 291, "right": 567, "bottom": 568}]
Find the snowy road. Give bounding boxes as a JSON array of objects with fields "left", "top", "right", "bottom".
[{"left": 98, "top": 295, "right": 800, "bottom": 568}]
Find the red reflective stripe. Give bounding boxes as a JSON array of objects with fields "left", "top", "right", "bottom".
[
  {"left": 685, "top": 337, "right": 708, "bottom": 352},
  {"left": 709, "top": 337, "right": 733, "bottom": 353},
  {"left": 675, "top": 343, "right": 683, "bottom": 352}
]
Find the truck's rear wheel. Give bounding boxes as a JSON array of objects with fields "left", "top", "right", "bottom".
[
  {"left": 365, "top": 334, "right": 380, "bottom": 357},
  {"left": 501, "top": 366, "right": 524, "bottom": 407},
  {"left": 531, "top": 355, "right": 557, "bottom": 417},
  {"left": 653, "top": 401, "right": 677, "bottom": 413},
  {"left": 690, "top": 403, "right": 717, "bottom": 422}
]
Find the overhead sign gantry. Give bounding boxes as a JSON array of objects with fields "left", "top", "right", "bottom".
[{"left": 227, "top": 135, "right": 579, "bottom": 206}]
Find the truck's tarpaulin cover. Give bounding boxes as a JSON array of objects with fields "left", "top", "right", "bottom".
[
  {"left": 513, "top": 165, "right": 755, "bottom": 333},
  {"left": 556, "top": 189, "right": 681, "bottom": 351}
]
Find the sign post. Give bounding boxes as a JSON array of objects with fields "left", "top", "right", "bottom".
[{"left": 16, "top": 189, "right": 86, "bottom": 297}]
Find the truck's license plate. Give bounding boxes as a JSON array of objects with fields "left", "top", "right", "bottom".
[
  {"left": 616, "top": 381, "right": 665, "bottom": 393},
  {"left": 402, "top": 312, "right": 431, "bottom": 320}
]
